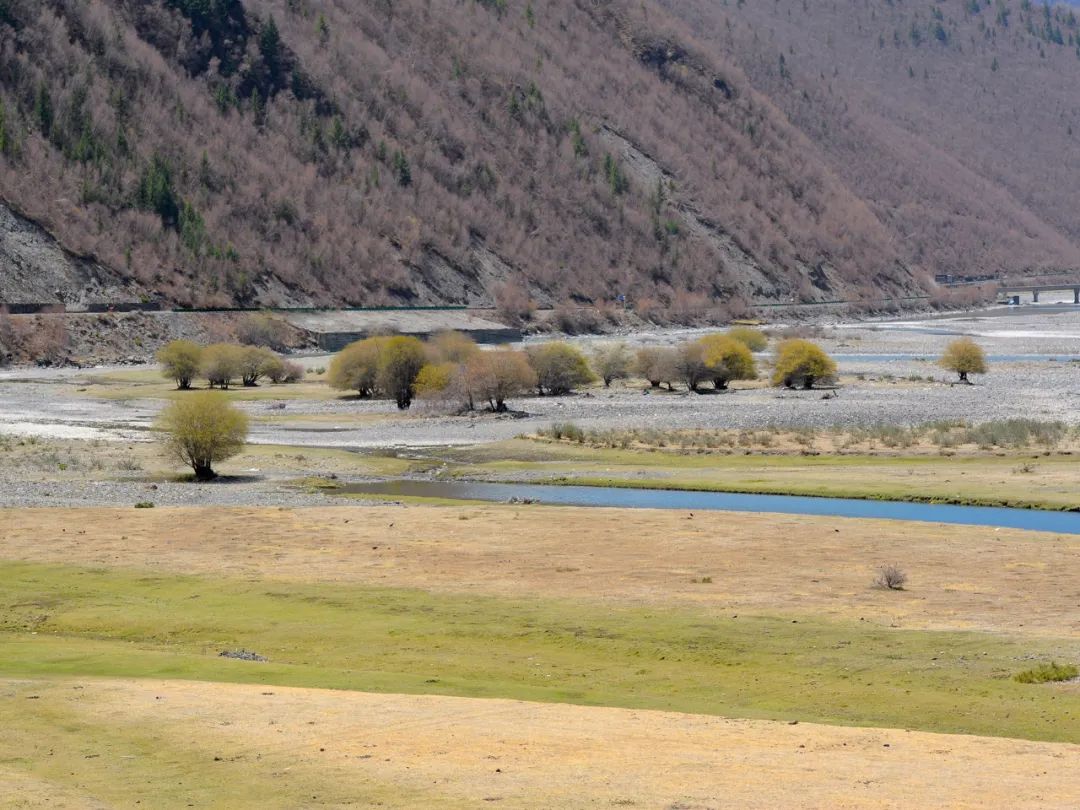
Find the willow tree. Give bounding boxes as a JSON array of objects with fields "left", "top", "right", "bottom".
[
  {"left": 772, "top": 339, "right": 837, "bottom": 390},
  {"left": 698, "top": 334, "right": 757, "bottom": 389},
  {"left": 159, "top": 391, "right": 248, "bottom": 481},
  {"left": 157, "top": 340, "right": 203, "bottom": 390},
  {"left": 327, "top": 336, "right": 387, "bottom": 398},
  {"left": 377, "top": 336, "right": 427, "bottom": 409},
  {"left": 526, "top": 342, "right": 594, "bottom": 395},
  {"left": 940, "top": 337, "right": 987, "bottom": 384}
]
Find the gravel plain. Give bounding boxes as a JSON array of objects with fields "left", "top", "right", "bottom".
[
  {"left": 0, "top": 478, "right": 341, "bottom": 509},
  {"left": 1, "top": 306, "right": 1078, "bottom": 508}
]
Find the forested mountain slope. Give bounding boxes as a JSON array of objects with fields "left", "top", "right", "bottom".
[
  {"left": 1, "top": 0, "right": 1076, "bottom": 311},
  {"left": 664, "top": 0, "right": 1080, "bottom": 279},
  {"left": 0, "top": 0, "right": 922, "bottom": 309}
]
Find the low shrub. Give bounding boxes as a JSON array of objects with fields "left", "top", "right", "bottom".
[
  {"left": 964, "top": 419, "right": 1068, "bottom": 449},
  {"left": 546, "top": 422, "right": 586, "bottom": 442},
  {"left": 552, "top": 303, "right": 604, "bottom": 335},
  {"left": 236, "top": 312, "right": 293, "bottom": 351},
  {"left": 269, "top": 360, "right": 305, "bottom": 384},
  {"left": 874, "top": 564, "right": 908, "bottom": 590},
  {"left": 1014, "top": 662, "right": 1078, "bottom": 684}
]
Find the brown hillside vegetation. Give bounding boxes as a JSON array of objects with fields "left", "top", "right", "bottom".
[
  {"left": 665, "top": 0, "right": 1080, "bottom": 278},
  {"left": 0, "top": 0, "right": 922, "bottom": 309},
  {"left": 1, "top": 1, "right": 1077, "bottom": 311}
]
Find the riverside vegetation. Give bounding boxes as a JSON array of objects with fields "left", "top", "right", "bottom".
[
  {"left": 2, "top": 318, "right": 1078, "bottom": 807},
  {"left": 322, "top": 326, "right": 833, "bottom": 412}
]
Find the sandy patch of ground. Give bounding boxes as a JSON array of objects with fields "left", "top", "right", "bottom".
[
  {"left": 2, "top": 505, "right": 1077, "bottom": 636},
  {"left": 6, "top": 677, "right": 1079, "bottom": 809},
  {"left": 0, "top": 768, "right": 110, "bottom": 809}
]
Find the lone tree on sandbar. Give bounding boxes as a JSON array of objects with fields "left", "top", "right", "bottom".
[
  {"left": 158, "top": 391, "right": 249, "bottom": 481},
  {"left": 939, "top": 337, "right": 987, "bottom": 384},
  {"left": 771, "top": 339, "right": 837, "bottom": 390}
]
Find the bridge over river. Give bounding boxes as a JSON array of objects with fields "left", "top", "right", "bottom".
[{"left": 999, "top": 282, "right": 1080, "bottom": 304}]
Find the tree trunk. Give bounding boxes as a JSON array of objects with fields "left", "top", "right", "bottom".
[
  {"left": 958, "top": 371, "right": 969, "bottom": 383},
  {"left": 193, "top": 462, "right": 216, "bottom": 481},
  {"left": 803, "top": 376, "right": 815, "bottom": 390},
  {"left": 714, "top": 378, "right": 728, "bottom": 390}
]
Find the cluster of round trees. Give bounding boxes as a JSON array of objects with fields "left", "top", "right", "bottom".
[
  {"left": 631, "top": 333, "right": 759, "bottom": 392},
  {"left": 326, "top": 327, "right": 792, "bottom": 411},
  {"left": 620, "top": 329, "right": 838, "bottom": 392},
  {"left": 155, "top": 327, "right": 991, "bottom": 482},
  {"left": 157, "top": 340, "right": 304, "bottom": 390},
  {"left": 328, "top": 332, "right": 540, "bottom": 411}
]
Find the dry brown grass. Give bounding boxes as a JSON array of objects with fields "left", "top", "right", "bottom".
[
  {"left": 2, "top": 505, "right": 1078, "bottom": 637},
  {"left": 6, "top": 677, "right": 1080, "bottom": 809}
]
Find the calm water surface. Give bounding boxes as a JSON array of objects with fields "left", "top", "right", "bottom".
[{"left": 342, "top": 480, "right": 1080, "bottom": 534}]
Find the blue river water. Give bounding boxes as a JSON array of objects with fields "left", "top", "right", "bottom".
[
  {"left": 342, "top": 480, "right": 1080, "bottom": 534},
  {"left": 830, "top": 354, "right": 1079, "bottom": 363}
]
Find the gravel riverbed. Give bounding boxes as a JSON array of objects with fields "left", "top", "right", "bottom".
[
  {"left": 0, "top": 478, "right": 341, "bottom": 509},
  {"left": 1, "top": 307, "right": 1078, "bottom": 452}
]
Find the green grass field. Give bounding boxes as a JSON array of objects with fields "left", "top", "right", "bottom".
[{"left": 3, "top": 561, "right": 1078, "bottom": 743}]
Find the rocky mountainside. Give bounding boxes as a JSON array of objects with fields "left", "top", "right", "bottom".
[
  {"left": 0, "top": 201, "right": 139, "bottom": 306},
  {"left": 0, "top": 1, "right": 1076, "bottom": 313}
]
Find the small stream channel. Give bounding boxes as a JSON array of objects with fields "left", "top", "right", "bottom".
[{"left": 340, "top": 480, "right": 1080, "bottom": 534}]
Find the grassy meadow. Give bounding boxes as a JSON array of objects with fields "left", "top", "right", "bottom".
[{"left": 2, "top": 559, "right": 1078, "bottom": 743}]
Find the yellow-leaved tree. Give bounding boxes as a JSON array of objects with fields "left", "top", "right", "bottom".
[
  {"left": 158, "top": 391, "right": 249, "bottom": 481},
  {"left": 327, "top": 336, "right": 388, "bottom": 398},
  {"left": 156, "top": 340, "right": 203, "bottom": 390},
  {"left": 771, "top": 339, "right": 837, "bottom": 389},
  {"left": 698, "top": 334, "right": 757, "bottom": 389},
  {"left": 939, "top": 337, "right": 987, "bottom": 384},
  {"left": 377, "top": 335, "right": 427, "bottom": 409},
  {"left": 726, "top": 326, "right": 768, "bottom": 352}
]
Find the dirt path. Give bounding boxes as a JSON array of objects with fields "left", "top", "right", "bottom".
[
  {"left": 6, "top": 677, "right": 1079, "bottom": 809},
  {"left": 3, "top": 505, "right": 1078, "bottom": 636}
]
